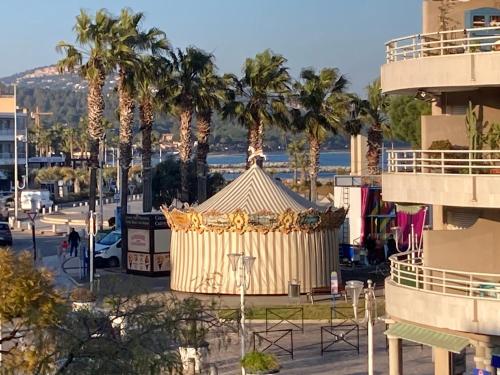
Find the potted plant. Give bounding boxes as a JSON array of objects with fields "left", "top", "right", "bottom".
[
  {"left": 178, "top": 298, "right": 209, "bottom": 374},
  {"left": 70, "top": 287, "right": 96, "bottom": 311},
  {"left": 241, "top": 351, "right": 280, "bottom": 374}
]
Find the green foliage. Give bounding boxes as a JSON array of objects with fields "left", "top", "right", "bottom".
[
  {"left": 387, "top": 95, "right": 431, "bottom": 148},
  {"left": 0, "top": 249, "right": 65, "bottom": 374},
  {"left": 241, "top": 351, "right": 280, "bottom": 373},
  {"left": 152, "top": 157, "right": 225, "bottom": 207},
  {"left": 428, "top": 139, "right": 453, "bottom": 150},
  {"left": 465, "top": 101, "right": 482, "bottom": 151},
  {"left": 485, "top": 122, "right": 500, "bottom": 150},
  {"left": 70, "top": 287, "right": 97, "bottom": 303}
]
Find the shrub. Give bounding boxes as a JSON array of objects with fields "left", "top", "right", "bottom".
[
  {"left": 70, "top": 287, "right": 96, "bottom": 303},
  {"left": 241, "top": 351, "right": 279, "bottom": 374}
]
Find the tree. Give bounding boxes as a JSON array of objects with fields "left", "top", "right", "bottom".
[
  {"left": 109, "top": 9, "right": 169, "bottom": 269},
  {"left": 0, "top": 249, "right": 64, "bottom": 374},
  {"left": 387, "top": 95, "right": 430, "bottom": 148},
  {"left": 360, "top": 79, "right": 389, "bottom": 175},
  {"left": 194, "top": 63, "right": 226, "bottom": 203},
  {"left": 57, "top": 9, "right": 117, "bottom": 213},
  {"left": 287, "top": 139, "right": 307, "bottom": 185},
  {"left": 136, "top": 55, "right": 171, "bottom": 212},
  {"left": 223, "top": 49, "right": 291, "bottom": 168},
  {"left": 291, "top": 68, "right": 348, "bottom": 201},
  {"left": 168, "top": 47, "right": 214, "bottom": 202}
]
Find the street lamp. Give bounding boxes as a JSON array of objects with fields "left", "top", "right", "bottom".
[
  {"left": 364, "top": 279, "right": 377, "bottom": 375},
  {"left": 227, "top": 252, "right": 256, "bottom": 375}
]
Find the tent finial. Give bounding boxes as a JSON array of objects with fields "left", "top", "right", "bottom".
[{"left": 248, "top": 146, "right": 266, "bottom": 166}]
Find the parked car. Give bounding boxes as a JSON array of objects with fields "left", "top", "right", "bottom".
[
  {"left": 95, "top": 230, "right": 121, "bottom": 268},
  {"left": 0, "top": 221, "right": 13, "bottom": 247},
  {"left": 20, "top": 190, "right": 53, "bottom": 211}
]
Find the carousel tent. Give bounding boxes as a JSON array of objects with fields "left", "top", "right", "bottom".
[{"left": 162, "top": 164, "right": 346, "bottom": 295}]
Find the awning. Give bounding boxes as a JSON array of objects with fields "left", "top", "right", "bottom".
[{"left": 385, "top": 323, "right": 469, "bottom": 353}]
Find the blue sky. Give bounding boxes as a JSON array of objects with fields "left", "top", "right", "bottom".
[{"left": 0, "top": 0, "right": 421, "bottom": 94}]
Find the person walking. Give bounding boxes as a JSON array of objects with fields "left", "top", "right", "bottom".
[
  {"left": 58, "top": 239, "right": 69, "bottom": 264},
  {"left": 68, "top": 227, "right": 81, "bottom": 257}
]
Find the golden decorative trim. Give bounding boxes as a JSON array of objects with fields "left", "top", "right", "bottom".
[{"left": 161, "top": 205, "right": 346, "bottom": 234}]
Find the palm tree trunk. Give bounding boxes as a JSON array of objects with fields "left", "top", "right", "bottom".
[
  {"left": 118, "top": 68, "right": 135, "bottom": 270},
  {"left": 367, "top": 123, "right": 383, "bottom": 175},
  {"left": 87, "top": 74, "right": 105, "bottom": 214},
  {"left": 309, "top": 135, "right": 320, "bottom": 202},
  {"left": 196, "top": 110, "right": 211, "bottom": 203},
  {"left": 140, "top": 98, "right": 153, "bottom": 213},
  {"left": 246, "top": 121, "right": 261, "bottom": 169},
  {"left": 179, "top": 107, "right": 192, "bottom": 202},
  {"left": 255, "top": 120, "right": 264, "bottom": 168}
]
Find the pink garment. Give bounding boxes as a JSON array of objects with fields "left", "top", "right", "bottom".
[
  {"left": 360, "top": 187, "right": 370, "bottom": 246},
  {"left": 396, "top": 208, "right": 426, "bottom": 251}
]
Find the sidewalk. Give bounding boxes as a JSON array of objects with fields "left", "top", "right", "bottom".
[{"left": 41, "top": 254, "right": 80, "bottom": 291}]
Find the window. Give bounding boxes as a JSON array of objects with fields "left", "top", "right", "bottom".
[
  {"left": 473, "top": 15, "right": 486, "bottom": 27},
  {"left": 491, "top": 15, "right": 500, "bottom": 26}
]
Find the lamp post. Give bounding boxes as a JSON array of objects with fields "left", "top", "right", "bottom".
[
  {"left": 227, "top": 252, "right": 256, "bottom": 375},
  {"left": 364, "top": 279, "right": 377, "bottom": 375},
  {"left": 13, "top": 85, "right": 19, "bottom": 223}
]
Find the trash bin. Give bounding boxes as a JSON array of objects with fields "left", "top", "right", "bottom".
[{"left": 288, "top": 280, "right": 301, "bottom": 299}]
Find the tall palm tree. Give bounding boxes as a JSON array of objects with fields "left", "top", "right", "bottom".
[
  {"left": 136, "top": 55, "right": 171, "bottom": 212},
  {"left": 292, "top": 68, "right": 348, "bottom": 201},
  {"left": 193, "top": 64, "right": 226, "bottom": 203},
  {"left": 110, "top": 9, "right": 169, "bottom": 268},
  {"left": 361, "top": 79, "right": 389, "bottom": 175},
  {"left": 223, "top": 49, "right": 291, "bottom": 168},
  {"left": 287, "top": 139, "right": 307, "bottom": 185},
  {"left": 168, "top": 47, "right": 213, "bottom": 202},
  {"left": 57, "top": 9, "right": 117, "bottom": 213}
]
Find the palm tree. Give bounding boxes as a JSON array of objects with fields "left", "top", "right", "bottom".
[
  {"left": 57, "top": 9, "right": 117, "bottom": 213},
  {"left": 136, "top": 55, "right": 171, "bottom": 212},
  {"left": 223, "top": 49, "right": 291, "bottom": 168},
  {"left": 193, "top": 64, "right": 226, "bottom": 203},
  {"left": 168, "top": 47, "right": 213, "bottom": 202},
  {"left": 360, "top": 79, "right": 389, "bottom": 175},
  {"left": 291, "top": 68, "right": 348, "bottom": 201},
  {"left": 287, "top": 139, "right": 307, "bottom": 185},
  {"left": 110, "top": 9, "right": 168, "bottom": 268}
]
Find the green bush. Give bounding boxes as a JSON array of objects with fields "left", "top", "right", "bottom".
[{"left": 241, "top": 352, "right": 279, "bottom": 374}]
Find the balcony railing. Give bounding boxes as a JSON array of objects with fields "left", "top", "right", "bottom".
[
  {"left": 386, "top": 149, "right": 500, "bottom": 175},
  {"left": 389, "top": 251, "right": 500, "bottom": 301},
  {"left": 386, "top": 26, "right": 500, "bottom": 63}
]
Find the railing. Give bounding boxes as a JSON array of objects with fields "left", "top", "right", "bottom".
[
  {"left": 386, "top": 26, "right": 500, "bottom": 63},
  {"left": 333, "top": 175, "right": 381, "bottom": 187},
  {"left": 389, "top": 251, "right": 500, "bottom": 300},
  {"left": 386, "top": 149, "right": 500, "bottom": 175}
]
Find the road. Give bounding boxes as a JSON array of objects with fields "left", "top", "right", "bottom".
[{"left": 12, "top": 231, "right": 64, "bottom": 257}]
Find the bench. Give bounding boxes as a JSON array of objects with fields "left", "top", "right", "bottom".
[{"left": 308, "top": 285, "right": 347, "bottom": 304}]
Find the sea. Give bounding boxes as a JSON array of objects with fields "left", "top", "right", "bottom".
[{"left": 207, "top": 151, "right": 350, "bottom": 180}]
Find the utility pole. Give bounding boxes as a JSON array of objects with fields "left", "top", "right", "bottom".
[
  {"left": 13, "top": 85, "right": 18, "bottom": 223},
  {"left": 98, "top": 135, "right": 105, "bottom": 231}
]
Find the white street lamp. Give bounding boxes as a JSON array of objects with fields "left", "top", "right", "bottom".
[
  {"left": 364, "top": 279, "right": 377, "bottom": 375},
  {"left": 227, "top": 252, "right": 256, "bottom": 375}
]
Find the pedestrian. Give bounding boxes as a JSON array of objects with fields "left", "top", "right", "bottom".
[
  {"left": 365, "top": 234, "right": 376, "bottom": 265},
  {"left": 386, "top": 234, "right": 397, "bottom": 258},
  {"left": 58, "top": 239, "right": 69, "bottom": 263},
  {"left": 68, "top": 227, "right": 81, "bottom": 257}
]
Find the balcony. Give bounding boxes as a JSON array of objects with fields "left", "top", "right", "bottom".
[
  {"left": 381, "top": 26, "right": 500, "bottom": 94},
  {"left": 383, "top": 149, "right": 500, "bottom": 208},
  {"left": 386, "top": 250, "right": 500, "bottom": 336}
]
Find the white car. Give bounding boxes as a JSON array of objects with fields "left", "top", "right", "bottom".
[
  {"left": 20, "top": 190, "right": 53, "bottom": 211},
  {"left": 95, "top": 231, "right": 121, "bottom": 268}
]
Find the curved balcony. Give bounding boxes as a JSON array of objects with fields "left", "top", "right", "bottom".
[
  {"left": 381, "top": 26, "right": 500, "bottom": 94},
  {"left": 382, "top": 149, "right": 500, "bottom": 208},
  {"left": 386, "top": 251, "right": 500, "bottom": 336}
]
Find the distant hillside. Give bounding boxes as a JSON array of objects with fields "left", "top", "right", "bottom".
[
  {"left": 0, "top": 64, "right": 115, "bottom": 92},
  {"left": 0, "top": 65, "right": 349, "bottom": 151}
]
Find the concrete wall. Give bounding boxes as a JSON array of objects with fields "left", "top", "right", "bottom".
[
  {"left": 350, "top": 134, "right": 368, "bottom": 176},
  {"left": 424, "top": 218, "right": 500, "bottom": 274},
  {"left": 421, "top": 115, "right": 468, "bottom": 149},
  {"left": 0, "top": 97, "right": 15, "bottom": 113},
  {"left": 333, "top": 186, "right": 361, "bottom": 244},
  {"left": 381, "top": 53, "right": 500, "bottom": 94},
  {"left": 386, "top": 279, "right": 500, "bottom": 336},
  {"left": 423, "top": 0, "right": 500, "bottom": 33},
  {"left": 382, "top": 173, "right": 500, "bottom": 208}
]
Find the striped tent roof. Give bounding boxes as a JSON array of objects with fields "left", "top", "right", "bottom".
[{"left": 196, "top": 164, "right": 324, "bottom": 214}]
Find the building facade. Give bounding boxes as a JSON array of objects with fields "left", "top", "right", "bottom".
[
  {"left": 0, "top": 95, "right": 27, "bottom": 167},
  {"left": 382, "top": 1, "right": 500, "bottom": 374}
]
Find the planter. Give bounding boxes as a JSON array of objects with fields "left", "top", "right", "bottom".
[
  {"left": 72, "top": 301, "right": 96, "bottom": 311},
  {"left": 178, "top": 345, "right": 209, "bottom": 374}
]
